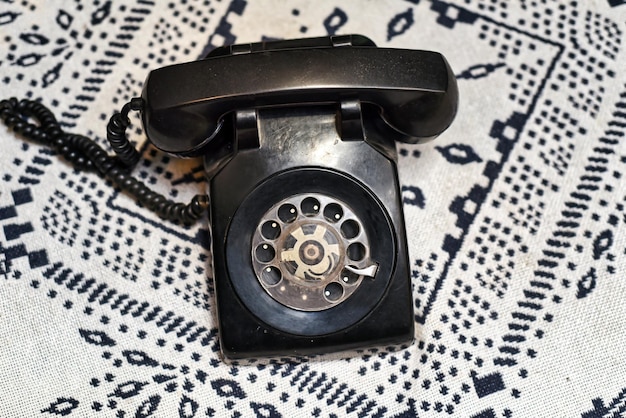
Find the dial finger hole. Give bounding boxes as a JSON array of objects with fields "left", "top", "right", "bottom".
[
  {"left": 347, "top": 242, "right": 366, "bottom": 261},
  {"left": 261, "top": 266, "right": 282, "bottom": 286},
  {"left": 340, "top": 219, "right": 360, "bottom": 239},
  {"left": 340, "top": 267, "right": 360, "bottom": 285},
  {"left": 261, "top": 221, "right": 281, "bottom": 240},
  {"left": 324, "top": 282, "right": 344, "bottom": 302},
  {"left": 277, "top": 203, "right": 297, "bottom": 223},
  {"left": 255, "top": 243, "right": 276, "bottom": 263},
  {"left": 300, "top": 197, "right": 320, "bottom": 217},
  {"left": 323, "top": 203, "right": 343, "bottom": 223}
]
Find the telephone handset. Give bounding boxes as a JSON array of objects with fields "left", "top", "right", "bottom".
[
  {"left": 141, "top": 34, "right": 457, "bottom": 156},
  {"left": 140, "top": 34, "right": 458, "bottom": 358}
]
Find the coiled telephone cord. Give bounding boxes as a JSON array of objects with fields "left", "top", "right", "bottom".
[{"left": 0, "top": 97, "right": 209, "bottom": 224}]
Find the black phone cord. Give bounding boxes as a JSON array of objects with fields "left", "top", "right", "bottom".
[{"left": 0, "top": 97, "right": 209, "bottom": 225}]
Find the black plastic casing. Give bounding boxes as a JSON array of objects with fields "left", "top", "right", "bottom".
[{"left": 208, "top": 105, "right": 415, "bottom": 359}]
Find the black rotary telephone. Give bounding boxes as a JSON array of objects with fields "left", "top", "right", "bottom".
[{"left": 1, "top": 35, "right": 457, "bottom": 358}]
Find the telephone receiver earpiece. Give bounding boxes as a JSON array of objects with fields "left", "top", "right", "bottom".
[{"left": 140, "top": 35, "right": 458, "bottom": 156}]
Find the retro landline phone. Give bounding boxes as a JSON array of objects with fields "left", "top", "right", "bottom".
[{"left": 1, "top": 35, "right": 458, "bottom": 358}]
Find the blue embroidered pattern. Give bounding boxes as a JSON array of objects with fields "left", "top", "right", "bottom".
[{"left": 1, "top": 1, "right": 625, "bottom": 417}]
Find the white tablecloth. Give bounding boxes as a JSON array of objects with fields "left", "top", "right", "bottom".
[{"left": 1, "top": 1, "right": 625, "bottom": 417}]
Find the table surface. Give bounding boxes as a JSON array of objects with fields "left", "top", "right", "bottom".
[{"left": 1, "top": 1, "right": 625, "bottom": 417}]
